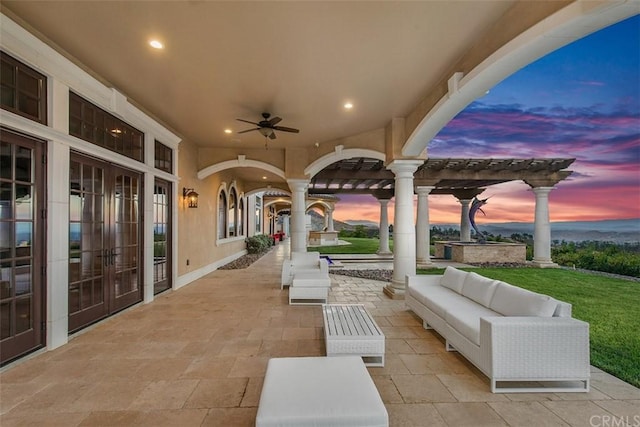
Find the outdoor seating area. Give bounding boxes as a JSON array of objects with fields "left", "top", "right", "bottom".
[
  {"left": 1, "top": 243, "right": 638, "bottom": 427},
  {"left": 406, "top": 267, "right": 591, "bottom": 393},
  {"left": 282, "top": 252, "right": 331, "bottom": 305}
]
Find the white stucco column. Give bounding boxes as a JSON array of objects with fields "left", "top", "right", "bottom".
[
  {"left": 416, "top": 186, "right": 435, "bottom": 267},
  {"left": 288, "top": 179, "right": 309, "bottom": 254},
  {"left": 384, "top": 160, "right": 423, "bottom": 299},
  {"left": 459, "top": 199, "right": 472, "bottom": 242},
  {"left": 282, "top": 214, "right": 290, "bottom": 238},
  {"left": 327, "top": 208, "right": 335, "bottom": 232},
  {"left": 532, "top": 186, "right": 558, "bottom": 267},
  {"left": 377, "top": 199, "right": 392, "bottom": 255}
]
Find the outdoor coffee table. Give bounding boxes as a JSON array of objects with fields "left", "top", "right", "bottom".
[{"left": 322, "top": 303, "right": 385, "bottom": 367}]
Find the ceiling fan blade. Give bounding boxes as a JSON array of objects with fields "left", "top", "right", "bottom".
[
  {"left": 238, "top": 128, "right": 260, "bottom": 134},
  {"left": 236, "top": 118, "right": 259, "bottom": 125},
  {"left": 269, "top": 132, "right": 277, "bottom": 140},
  {"left": 268, "top": 116, "right": 282, "bottom": 126},
  {"left": 273, "top": 126, "right": 299, "bottom": 133}
]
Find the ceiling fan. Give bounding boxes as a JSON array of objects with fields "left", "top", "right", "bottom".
[{"left": 237, "top": 112, "right": 300, "bottom": 144}]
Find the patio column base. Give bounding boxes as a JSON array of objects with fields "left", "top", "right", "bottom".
[
  {"left": 376, "top": 250, "right": 392, "bottom": 256},
  {"left": 383, "top": 283, "right": 405, "bottom": 300},
  {"left": 417, "top": 261, "right": 435, "bottom": 269},
  {"left": 531, "top": 260, "right": 559, "bottom": 268}
]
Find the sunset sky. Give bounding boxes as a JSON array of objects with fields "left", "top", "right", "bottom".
[{"left": 332, "top": 15, "right": 640, "bottom": 226}]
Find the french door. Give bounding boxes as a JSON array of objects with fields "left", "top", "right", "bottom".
[
  {"left": 68, "top": 153, "right": 142, "bottom": 332},
  {"left": 0, "top": 129, "right": 45, "bottom": 365}
]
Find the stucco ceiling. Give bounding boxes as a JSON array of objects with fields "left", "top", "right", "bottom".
[{"left": 1, "top": 1, "right": 517, "bottom": 150}]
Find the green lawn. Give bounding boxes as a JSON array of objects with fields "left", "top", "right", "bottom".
[
  {"left": 308, "top": 237, "right": 393, "bottom": 254},
  {"left": 416, "top": 267, "right": 640, "bottom": 388}
]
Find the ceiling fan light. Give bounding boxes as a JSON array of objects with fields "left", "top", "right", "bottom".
[{"left": 259, "top": 127, "right": 274, "bottom": 137}]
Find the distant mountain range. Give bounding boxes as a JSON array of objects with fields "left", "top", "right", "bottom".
[{"left": 341, "top": 218, "right": 640, "bottom": 243}]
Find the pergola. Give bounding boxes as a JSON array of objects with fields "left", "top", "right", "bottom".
[
  {"left": 275, "top": 157, "right": 575, "bottom": 298},
  {"left": 308, "top": 157, "right": 574, "bottom": 196}
]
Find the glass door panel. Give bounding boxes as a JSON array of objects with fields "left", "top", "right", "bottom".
[
  {"left": 153, "top": 179, "right": 171, "bottom": 294},
  {"left": 0, "top": 128, "right": 45, "bottom": 365}
]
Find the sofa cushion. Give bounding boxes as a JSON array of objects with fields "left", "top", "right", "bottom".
[
  {"left": 439, "top": 266, "right": 467, "bottom": 293},
  {"left": 489, "top": 281, "right": 558, "bottom": 317},
  {"left": 445, "top": 304, "right": 501, "bottom": 345},
  {"left": 410, "top": 283, "right": 470, "bottom": 318},
  {"left": 461, "top": 272, "right": 499, "bottom": 307}
]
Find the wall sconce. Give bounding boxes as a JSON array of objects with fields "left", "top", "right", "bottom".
[{"left": 183, "top": 187, "right": 199, "bottom": 208}]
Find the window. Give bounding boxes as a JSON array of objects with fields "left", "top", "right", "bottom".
[
  {"left": 154, "top": 140, "right": 172, "bottom": 173},
  {"left": 217, "top": 191, "right": 227, "bottom": 239},
  {"left": 1, "top": 52, "right": 47, "bottom": 125},
  {"left": 237, "top": 197, "right": 244, "bottom": 236},
  {"left": 69, "top": 92, "right": 144, "bottom": 162},
  {"left": 228, "top": 188, "right": 237, "bottom": 237},
  {"left": 255, "top": 196, "right": 262, "bottom": 233}
]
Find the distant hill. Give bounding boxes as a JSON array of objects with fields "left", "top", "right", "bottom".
[
  {"left": 343, "top": 219, "right": 379, "bottom": 228},
  {"left": 434, "top": 219, "right": 640, "bottom": 243}
]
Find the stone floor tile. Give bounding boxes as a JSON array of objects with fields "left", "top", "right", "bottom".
[
  {"left": 542, "top": 400, "right": 616, "bottom": 427},
  {"left": 590, "top": 372, "right": 640, "bottom": 399},
  {"left": 488, "top": 401, "right": 570, "bottom": 426},
  {"left": 240, "top": 377, "right": 265, "bottom": 407},
  {"left": 181, "top": 356, "right": 237, "bottom": 379},
  {"left": 79, "top": 409, "right": 208, "bottom": 427},
  {"left": 128, "top": 379, "right": 199, "bottom": 410},
  {"left": 282, "top": 327, "right": 322, "bottom": 340},
  {"left": 593, "top": 400, "right": 640, "bottom": 419},
  {"left": 438, "top": 374, "right": 509, "bottom": 402},
  {"left": 6, "top": 382, "right": 94, "bottom": 414},
  {"left": 184, "top": 378, "right": 249, "bottom": 408},
  {"left": 386, "top": 403, "right": 448, "bottom": 426},
  {"left": 386, "top": 338, "right": 417, "bottom": 354},
  {"left": 434, "top": 402, "right": 508, "bottom": 426},
  {"left": 218, "top": 339, "right": 262, "bottom": 357},
  {"left": 391, "top": 374, "right": 457, "bottom": 403},
  {"left": 257, "top": 339, "right": 299, "bottom": 357},
  {"left": 202, "top": 407, "right": 258, "bottom": 426},
  {"left": 1, "top": 411, "right": 89, "bottom": 427},
  {"left": 372, "top": 375, "right": 404, "bottom": 404},
  {"left": 295, "top": 339, "right": 325, "bottom": 356},
  {"left": 228, "top": 356, "right": 270, "bottom": 378},
  {"left": 367, "top": 354, "right": 410, "bottom": 376},
  {"left": 69, "top": 380, "right": 150, "bottom": 412}
]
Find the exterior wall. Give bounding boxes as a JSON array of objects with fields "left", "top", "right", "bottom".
[{"left": 177, "top": 139, "right": 250, "bottom": 283}]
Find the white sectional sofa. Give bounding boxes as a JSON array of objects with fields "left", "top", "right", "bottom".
[{"left": 406, "top": 266, "right": 590, "bottom": 393}]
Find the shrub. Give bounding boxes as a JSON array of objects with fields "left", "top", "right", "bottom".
[{"left": 245, "top": 234, "right": 273, "bottom": 254}]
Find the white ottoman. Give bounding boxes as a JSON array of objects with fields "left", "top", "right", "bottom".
[
  {"left": 256, "top": 356, "right": 388, "bottom": 427},
  {"left": 289, "top": 273, "right": 331, "bottom": 305}
]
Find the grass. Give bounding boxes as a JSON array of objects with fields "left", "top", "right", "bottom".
[
  {"left": 307, "top": 237, "right": 393, "bottom": 254},
  {"left": 416, "top": 267, "right": 640, "bottom": 388}
]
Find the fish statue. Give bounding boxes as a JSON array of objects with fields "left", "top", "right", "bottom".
[{"left": 469, "top": 196, "right": 489, "bottom": 243}]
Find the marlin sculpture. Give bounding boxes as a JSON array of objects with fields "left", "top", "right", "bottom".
[{"left": 469, "top": 196, "right": 490, "bottom": 243}]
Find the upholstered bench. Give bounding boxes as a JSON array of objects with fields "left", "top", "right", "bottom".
[{"left": 256, "top": 356, "right": 388, "bottom": 427}]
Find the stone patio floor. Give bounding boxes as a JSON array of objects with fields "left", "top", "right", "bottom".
[{"left": 1, "top": 243, "right": 638, "bottom": 426}]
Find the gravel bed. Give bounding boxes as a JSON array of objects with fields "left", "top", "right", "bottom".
[{"left": 219, "top": 250, "right": 270, "bottom": 270}]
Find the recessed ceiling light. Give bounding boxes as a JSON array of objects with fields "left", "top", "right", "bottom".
[
  {"left": 149, "top": 40, "right": 164, "bottom": 49},
  {"left": 344, "top": 102, "right": 353, "bottom": 110},
  {"left": 224, "top": 129, "right": 232, "bottom": 134},
  {"left": 262, "top": 176, "right": 267, "bottom": 180}
]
